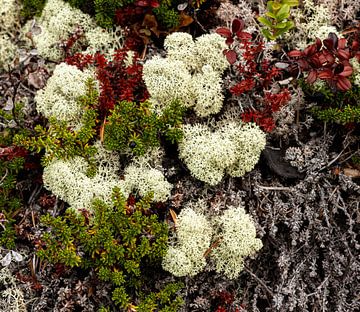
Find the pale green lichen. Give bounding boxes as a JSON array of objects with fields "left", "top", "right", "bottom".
[
  {"left": 162, "top": 201, "right": 263, "bottom": 279},
  {"left": 143, "top": 32, "right": 228, "bottom": 117},
  {"left": 32, "top": 0, "right": 123, "bottom": 60},
  {"left": 162, "top": 204, "right": 213, "bottom": 277},
  {"left": 285, "top": 0, "right": 340, "bottom": 49},
  {"left": 0, "top": 0, "right": 19, "bottom": 34},
  {"left": 42, "top": 144, "right": 125, "bottom": 211},
  {"left": 35, "top": 63, "right": 96, "bottom": 127},
  {"left": 350, "top": 58, "right": 360, "bottom": 87},
  {"left": 211, "top": 206, "right": 263, "bottom": 279},
  {"left": 142, "top": 56, "right": 195, "bottom": 111},
  {"left": 0, "top": 267, "right": 26, "bottom": 312},
  {"left": 122, "top": 149, "right": 172, "bottom": 202},
  {"left": 179, "top": 122, "right": 266, "bottom": 185},
  {"left": 0, "top": 34, "right": 17, "bottom": 70}
]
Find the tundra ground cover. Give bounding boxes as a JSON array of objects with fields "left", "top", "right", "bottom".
[{"left": 0, "top": 0, "right": 359, "bottom": 311}]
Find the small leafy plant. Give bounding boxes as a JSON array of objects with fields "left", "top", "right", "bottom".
[
  {"left": 36, "top": 187, "right": 184, "bottom": 311},
  {"left": 104, "top": 99, "right": 185, "bottom": 155},
  {"left": 257, "top": 0, "right": 299, "bottom": 41}
]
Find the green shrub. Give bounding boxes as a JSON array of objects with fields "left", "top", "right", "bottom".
[
  {"left": 104, "top": 99, "right": 184, "bottom": 156},
  {"left": 36, "top": 187, "right": 183, "bottom": 310},
  {"left": 302, "top": 80, "right": 360, "bottom": 124},
  {"left": 257, "top": 0, "right": 299, "bottom": 40},
  {"left": 153, "top": 4, "right": 180, "bottom": 29}
]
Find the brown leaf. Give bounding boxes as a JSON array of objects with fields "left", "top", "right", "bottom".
[
  {"left": 100, "top": 118, "right": 106, "bottom": 143},
  {"left": 178, "top": 11, "right": 193, "bottom": 28},
  {"left": 343, "top": 168, "right": 360, "bottom": 178},
  {"left": 169, "top": 209, "right": 177, "bottom": 225}
]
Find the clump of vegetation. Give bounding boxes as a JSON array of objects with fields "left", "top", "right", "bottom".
[
  {"left": 0, "top": 102, "right": 29, "bottom": 249},
  {"left": 36, "top": 187, "right": 184, "bottom": 311},
  {"left": 104, "top": 99, "right": 185, "bottom": 156},
  {"left": 13, "top": 79, "right": 99, "bottom": 166},
  {"left": 257, "top": 0, "right": 299, "bottom": 41}
]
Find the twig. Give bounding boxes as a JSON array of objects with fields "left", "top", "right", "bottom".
[
  {"left": 244, "top": 264, "right": 274, "bottom": 297},
  {"left": 256, "top": 184, "right": 292, "bottom": 191}
]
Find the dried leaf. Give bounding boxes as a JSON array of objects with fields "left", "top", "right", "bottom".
[
  {"left": 169, "top": 209, "right": 177, "bottom": 225},
  {"left": 343, "top": 168, "right": 360, "bottom": 178}
]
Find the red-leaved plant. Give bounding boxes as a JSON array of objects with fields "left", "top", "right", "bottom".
[
  {"left": 216, "top": 19, "right": 291, "bottom": 132},
  {"left": 288, "top": 32, "right": 360, "bottom": 91},
  {"left": 65, "top": 49, "right": 149, "bottom": 117}
]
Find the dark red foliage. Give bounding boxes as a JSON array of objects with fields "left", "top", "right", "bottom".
[
  {"left": 287, "top": 33, "right": 358, "bottom": 91},
  {"left": 65, "top": 48, "right": 149, "bottom": 117},
  {"left": 218, "top": 19, "right": 290, "bottom": 132},
  {"left": 0, "top": 146, "right": 28, "bottom": 160}
]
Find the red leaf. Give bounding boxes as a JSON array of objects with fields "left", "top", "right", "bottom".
[
  {"left": 337, "top": 49, "right": 350, "bottom": 60},
  {"left": 336, "top": 76, "right": 351, "bottom": 91},
  {"left": 216, "top": 27, "right": 232, "bottom": 38},
  {"left": 339, "top": 65, "right": 353, "bottom": 77},
  {"left": 135, "top": 0, "right": 149, "bottom": 6},
  {"left": 338, "top": 38, "right": 347, "bottom": 49},
  {"left": 304, "top": 44, "right": 317, "bottom": 57},
  {"left": 352, "top": 40, "right": 359, "bottom": 51},
  {"left": 322, "top": 51, "right": 335, "bottom": 64},
  {"left": 236, "top": 31, "right": 252, "bottom": 40},
  {"left": 232, "top": 18, "right": 244, "bottom": 33},
  {"left": 324, "top": 32, "right": 338, "bottom": 50},
  {"left": 306, "top": 70, "right": 318, "bottom": 83},
  {"left": 225, "top": 37, "right": 234, "bottom": 46},
  {"left": 225, "top": 49, "right": 237, "bottom": 64},
  {"left": 317, "top": 69, "right": 333, "bottom": 79},
  {"left": 315, "top": 38, "right": 322, "bottom": 50},
  {"left": 288, "top": 50, "right": 303, "bottom": 57}
]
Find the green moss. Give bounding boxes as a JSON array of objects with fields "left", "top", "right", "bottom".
[
  {"left": 20, "top": 0, "right": 47, "bottom": 20},
  {"left": 37, "top": 187, "right": 183, "bottom": 310}
]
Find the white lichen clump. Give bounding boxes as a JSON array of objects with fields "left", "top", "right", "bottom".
[
  {"left": 162, "top": 205, "right": 213, "bottom": 277},
  {"left": 42, "top": 153, "right": 124, "bottom": 211},
  {"left": 143, "top": 32, "right": 228, "bottom": 117},
  {"left": 211, "top": 206, "right": 263, "bottom": 279},
  {"left": 179, "top": 122, "right": 266, "bottom": 185},
  {"left": 0, "top": 35, "right": 17, "bottom": 70},
  {"left": 0, "top": 267, "right": 26, "bottom": 312},
  {"left": 350, "top": 58, "right": 360, "bottom": 87},
  {"left": 162, "top": 201, "right": 263, "bottom": 279},
  {"left": 35, "top": 63, "right": 95, "bottom": 127},
  {"left": 123, "top": 164, "right": 172, "bottom": 203},
  {"left": 0, "top": 0, "right": 19, "bottom": 33},
  {"left": 32, "top": 0, "right": 122, "bottom": 60},
  {"left": 285, "top": 0, "right": 340, "bottom": 49}
]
